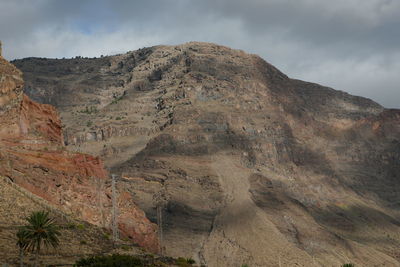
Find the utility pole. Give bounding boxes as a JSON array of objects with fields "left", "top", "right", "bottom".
[
  {"left": 111, "top": 174, "right": 119, "bottom": 245},
  {"left": 157, "top": 205, "right": 163, "bottom": 254},
  {"left": 97, "top": 176, "right": 104, "bottom": 227},
  {"left": 8, "top": 153, "right": 13, "bottom": 179},
  {"left": 153, "top": 190, "right": 168, "bottom": 255}
]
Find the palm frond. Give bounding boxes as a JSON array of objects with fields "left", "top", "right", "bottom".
[{"left": 17, "top": 211, "right": 61, "bottom": 253}]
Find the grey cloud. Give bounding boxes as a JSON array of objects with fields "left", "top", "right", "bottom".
[{"left": 0, "top": 0, "right": 398, "bottom": 108}]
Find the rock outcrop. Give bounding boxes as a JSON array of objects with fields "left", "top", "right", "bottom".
[
  {"left": 13, "top": 42, "right": 400, "bottom": 266},
  {"left": 0, "top": 56, "right": 158, "bottom": 252}
]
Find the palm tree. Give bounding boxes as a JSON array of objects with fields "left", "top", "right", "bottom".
[
  {"left": 16, "top": 229, "right": 28, "bottom": 267},
  {"left": 17, "top": 211, "right": 61, "bottom": 267}
]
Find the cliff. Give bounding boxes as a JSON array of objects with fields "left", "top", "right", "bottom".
[{"left": 0, "top": 56, "right": 158, "bottom": 252}]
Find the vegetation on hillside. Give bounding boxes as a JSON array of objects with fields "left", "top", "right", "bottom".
[
  {"left": 16, "top": 210, "right": 61, "bottom": 267},
  {"left": 74, "top": 254, "right": 196, "bottom": 267}
]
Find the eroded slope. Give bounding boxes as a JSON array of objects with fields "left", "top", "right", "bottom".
[
  {"left": 0, "top": 56, "right": 158, "bottom": 253},
  {"left": 14, "top": 42, "right": 400, "bottom": 266}
]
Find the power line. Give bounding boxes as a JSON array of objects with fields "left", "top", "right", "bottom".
[{"left": 111, "top": 174, "right": 119, "bottom": 246}]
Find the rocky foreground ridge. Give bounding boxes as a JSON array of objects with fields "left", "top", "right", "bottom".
[
  {"left": 12, "top": 42, "right": 400, "bottom": 266},
  {"left": 0, "top": 56, "right": 158, "bottom": 252}
]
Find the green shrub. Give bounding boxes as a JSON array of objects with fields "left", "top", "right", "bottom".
[
  {"left": 75, "top": 254, "right": 143, "bottom": 267},
  {"left": 342, "top": 264, "right": 354, "bottom": 267},
  {"left": 102, "top": 233, "right": 110, "bottom": 240},
  {"left": 120, "top": 244, "right": 131, "bottom": 251},
  {"left": 187, "top": 258, "right": 195, "bottom": 264},
  {"left": 176, "top": 257, "right": 186, "bottom": 265},
  {"left": 111, "top": 93, "right": 124, "bottom": 104},
  {"left": 80, "top": 240, "right": 87, "bottom": 245},
  {"left": 67, "top": 223, "right": 76, "bottom": 229},
  {"left": 67, "top": 223, "right": 85, "bottom": 230},
  {"left": 175, "top": 257, "right": 195, "bottom": 266},
  {"left": 121, "top": 236, "right": 131, "bottom": 242}
]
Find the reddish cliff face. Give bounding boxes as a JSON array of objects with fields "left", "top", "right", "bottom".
[
  {"left": 0, "top": 56, "right": 158, "bottom": 252},
  {"left": 19, "top": 94, "right": 64, "bottom": 143}
]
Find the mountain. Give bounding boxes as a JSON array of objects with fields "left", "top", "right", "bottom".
[
  {"left": 0, "top": 55, "right": 159, "bottom": 260},
  {"left": 13, "top": 42, "right": 400, "bottom": 266}
]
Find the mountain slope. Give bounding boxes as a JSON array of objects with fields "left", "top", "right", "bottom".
[
  {"left": 13, "top": 42, "right": 400, "bottom": 266},
  {"left": 0, "top": 56, "right": 159, "bottom": 254},
  {"left": 0, "top": 176, "right": 116, "bottom": 266}
]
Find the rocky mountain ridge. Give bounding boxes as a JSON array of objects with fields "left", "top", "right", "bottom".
[{"left": 12, "top": 42, "right": 400, "bottom": 266}]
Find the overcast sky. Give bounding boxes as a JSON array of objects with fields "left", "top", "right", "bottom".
[{"left": 1, "top": 0, "right": 399, "bottom": 108}]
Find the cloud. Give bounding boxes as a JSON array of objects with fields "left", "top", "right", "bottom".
[{"left": 0, "top": 0, "right": 399, "bottom": 108}]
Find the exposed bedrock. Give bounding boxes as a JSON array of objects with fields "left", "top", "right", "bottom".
[
  {"left": 0, "top": 56, "right": 159, "bottom": 252},
  {"left": 14, "top": 42, "right": 400, "bottom": 266}
]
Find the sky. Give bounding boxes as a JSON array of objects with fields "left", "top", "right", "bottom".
[{"left": 1, "top": 0, "right": 399, "bottom": 108}]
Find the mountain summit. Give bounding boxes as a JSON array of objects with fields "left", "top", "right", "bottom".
[{"left": 13, "top": 42, "right": 400, "bottom": 266}]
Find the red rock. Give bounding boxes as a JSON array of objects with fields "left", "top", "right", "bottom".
[
  {"left": 20, "top": 94, "right": 63, "bottom": 143},
  {"left": 0, "top": 56, "right": 159, "bottom": 252}
]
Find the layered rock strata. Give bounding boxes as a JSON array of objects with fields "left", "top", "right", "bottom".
[
  {"left": 13, "top": 42, "right": 400, "bottom": 266},
  {"left": 0, "top": 56, "right": 158, "bottom": 252}
]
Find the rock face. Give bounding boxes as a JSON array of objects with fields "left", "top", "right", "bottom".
[
  {"left": 0, "top": 56, "right": 158, "bottom": 252},
  {"left": 13, "top": 42, "right": 400, "bottom": 266},
  {"left": 0, "top": 177, "right": 113, "bottom": 266}
]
